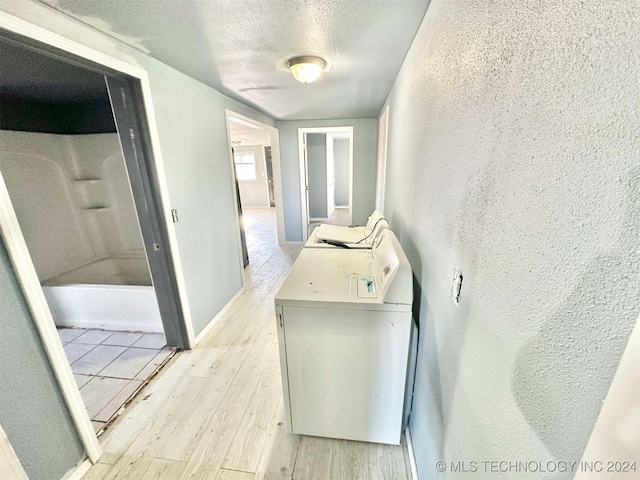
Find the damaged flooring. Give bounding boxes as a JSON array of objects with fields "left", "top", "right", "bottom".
[
  {"left": 58, "top": 328, "right": 171, "bottom": 433},
  {"left": 82, "top": 208, "right": 410, "bottom": 480}
]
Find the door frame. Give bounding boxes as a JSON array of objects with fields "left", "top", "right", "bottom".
[
  {"left": 298, "top": 126, "right": 354, "bottom": 242},
  {"left": 0, "top": 11, "right": 195, "bottom": 464},
  {"left": 225, "top": 110, "right": 286, "bottom": 247},
  {"left": 375, "top": 105, "right": 390, "bottom": 213}
]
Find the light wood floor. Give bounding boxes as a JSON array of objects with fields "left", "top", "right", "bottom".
[{"left": 83, "top": 208, "right": 411, "bottom": 480}]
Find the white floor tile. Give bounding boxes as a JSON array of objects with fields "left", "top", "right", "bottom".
[
  {"left": 132, "top": 333, "right": 166, "bottom": 350},
  {"left": 57, "top": 328, "right": 87, "bottom": 343},
  {"left": 101, "top": 332, "right": 144, "bottom": 347},
  {"left": 99, "top": 347, "right": 158, "bottom": 379},
  {"left": 134, "top": 350, "right": 172, "bottom": 380},
  {"left": 64, "top": 343, "right": 96, "bottom": 364},
  {"left": 74, "top": 374, "right": 93, "bottom": 389},
  {"left": 72, "top": 329, "right": 115, "bottom": 345},
  {"left": 94, "top": 379, "right": 143, "bottom": 423},
  {"left": 71, "top": 345, "right": 127, "bottom": 375},
  {"left": 80, "top": 376, "right": 130, "bottom": 418}
]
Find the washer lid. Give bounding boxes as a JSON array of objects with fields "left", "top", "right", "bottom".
[
  {"left": 276, "top": 248, "right": 375, "bottom": 304},
  {"left": 276, "top": 230, "right": 412, "bottom": 308}
]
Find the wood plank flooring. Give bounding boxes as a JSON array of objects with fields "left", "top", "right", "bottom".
[{"left": 83, "top": 208, "right": 409, "bottom": 480}]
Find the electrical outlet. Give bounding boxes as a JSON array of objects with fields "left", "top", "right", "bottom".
[{"left": 451, "top": 268, "right": 463, "bottom": 305}]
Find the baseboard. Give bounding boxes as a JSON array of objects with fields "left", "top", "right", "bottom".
[
  {"left": 194, "top": 287, "right": 244, "bottom": 345},
  {"left": 285, "top": 240, "right": 304, "bottom": 245},
  {"left": 405, "top": 427, "right": 419, "bottom": 480},
  {"left": 62, "top": 458, "right": 92, "bottom": 480}
]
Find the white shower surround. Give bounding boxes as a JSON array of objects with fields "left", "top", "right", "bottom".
[{"left": 0, "top": 130, "right": 161, "bottom": 332}]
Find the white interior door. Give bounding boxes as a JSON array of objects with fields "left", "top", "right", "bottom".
[
  {"left": 375, "top": 106, "right": 389, "bottom": 212},
  {"left": 326, "top": 134, "right": 335, "bottom": 218},
  {"left": 303, "top": 133, "right": 310, "bottom": 233}
]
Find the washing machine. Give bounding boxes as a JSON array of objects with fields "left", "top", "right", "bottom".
[
  {"left": 274, "top": 229, "right": 412, "bottom": 444},
  {"left": 305, "top": 210, "right": 388, "bottom": 248}
]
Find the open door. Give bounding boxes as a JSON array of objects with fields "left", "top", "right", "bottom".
[
  {"left": 302, "top": 132, "right": 311, "bottom": 236},
  {"left": 230, "top": 147, "right": 250, "bottom": 267},
  {"left": 264, "top": 146, "right": 276, "bottom": 207},
  {"left": 105, "top": 75, "right": 190, "bottom": 349},
  {"left": 326, "top": 134, "right": 335, "bottom": 218},
  {"left": 298, "top": 127, "right": 353, "bottom": 241}
]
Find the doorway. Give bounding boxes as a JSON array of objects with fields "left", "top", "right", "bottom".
[
  {"left": 225, "top": 111, "right": 286, "bottom": 267},
  {"left": 0, "top": 28, "right": 188, "bottom": 457},
  {"left": 298, "top": 126, "right": 354, "bottom": 240}
]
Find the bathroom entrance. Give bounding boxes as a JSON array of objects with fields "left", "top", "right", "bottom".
[{"left": 0, "top": 32, "right": 187, "bottom": 439}]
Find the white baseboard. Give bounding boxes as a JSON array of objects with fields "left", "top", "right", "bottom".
[
  {"left": 194, "top": 287, "right": 244, "bottom": 345},
  {"left": 406, "top": 427, "right": 419, "bottom": 480},
  {"left": 62, "top": 458, "right": 92, "bottom": 480}
]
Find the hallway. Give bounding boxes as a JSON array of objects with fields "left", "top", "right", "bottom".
[{"left": 83, "top": 208, "right": 410, "bottom": 480}]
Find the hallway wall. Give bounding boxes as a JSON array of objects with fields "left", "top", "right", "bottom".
[
  {"left": 277, "top": 119, "right": 377, "bottom": 242},
  {"left": 0, "top": 239, "right": 84, "bottom": 480},
  {"left": 381, "top": 0, "right": 640, "bottom": 478}
]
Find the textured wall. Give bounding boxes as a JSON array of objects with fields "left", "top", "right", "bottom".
[
  {"left": 277, "top": 119, "right": 377, "bottom": 241},
  {"left": 307, "top": 133, "right": 328, "bottom": 218},
  {"left": 382, "top": 0, "right": 640, "bottom": 478},
  {"left": 0, "top": 240, "right": 84, "bottom": 479}
]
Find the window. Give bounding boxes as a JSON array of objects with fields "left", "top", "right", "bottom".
[{"left": 233, "top": 151, "right": 257, "bottom": 181}]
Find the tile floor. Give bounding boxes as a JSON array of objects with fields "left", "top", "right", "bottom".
[{"left": 57, "top": 328, "right": 171, "bottom": 433}]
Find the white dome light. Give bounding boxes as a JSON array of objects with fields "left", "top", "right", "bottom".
[{"left": 287, "top": 56, "right": 326, "bottom": 86}]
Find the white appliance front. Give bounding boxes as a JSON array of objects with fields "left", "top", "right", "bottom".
[{"left": 275, "top": 229, "right": 412, "bottom": 445}]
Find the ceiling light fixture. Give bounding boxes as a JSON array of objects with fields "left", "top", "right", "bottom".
[{"left": 287, "top": 56, "right": 326, "bottom": 86}]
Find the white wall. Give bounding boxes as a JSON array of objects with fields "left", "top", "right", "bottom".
[
  {"left": 577, "top": 313, "right": 640, "bottom": 480},
  {"left": 236, "top": 145, "right": 269, "bottom": 207},
  {"left": 277, "top": 119, "right": 377, "bottom": 241},
  {"left": 1, "top": 0, "right": 277, "bottom": 337},
  {"left": 0, "top": 131, "right": 147, "bottom": 282},
  {"left": 382, "top": 1, "right": 640, "bottom": 478}
]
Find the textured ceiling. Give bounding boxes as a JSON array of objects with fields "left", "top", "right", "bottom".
[
  {"left": 38, "top": 0, "right": 431, "bottom": 120},
  {"left": 228, "top": 116, "right": 271, "bottom": 146}
]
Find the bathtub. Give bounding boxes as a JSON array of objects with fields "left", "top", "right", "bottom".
[{"left": 42, "top": 257, "right": 163, "bottom": 333}]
